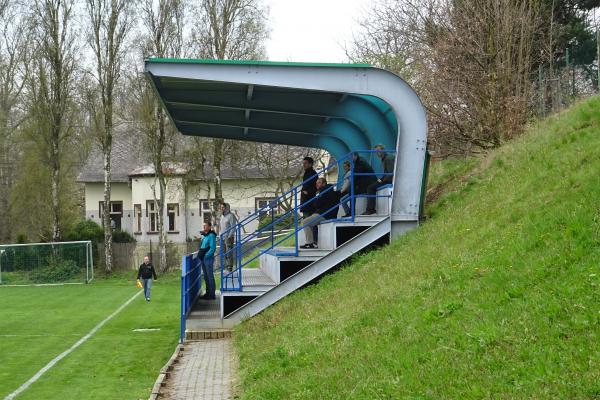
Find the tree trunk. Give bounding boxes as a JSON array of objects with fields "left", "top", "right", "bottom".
[
  {"left": 157, "top": 174, "right": 168, "bottom": 272},
  {"left": 103, "top": 138, "right": 113, "bottom": 272},
  {"left": 51, "top": 131, "right": 61, "bottom": 242},
  {"left": 212, "top": 138, "right": 224, "bottom": 222},
  {"left": 155, "top": 107, "right": 168, "bottom": 271},
  {"left": 0, "top": 127, "right": 12, "bottom": 242}
]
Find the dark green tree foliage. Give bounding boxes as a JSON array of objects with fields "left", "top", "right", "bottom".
[
  {"left": 63, "top": 219, "right": 104, "bottom": 245},
  {"left": 544, "top": 0, "right": 600, "bottom": 72},
  {"left": 545, "top": 0, "right": 600, "bottom": 49}
]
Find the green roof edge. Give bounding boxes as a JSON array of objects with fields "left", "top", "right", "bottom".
[{"left": 145, "top": 57, "right": 372, "bottom": 68}]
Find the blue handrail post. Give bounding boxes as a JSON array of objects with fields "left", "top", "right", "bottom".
[
  {"left": 237, "top": 223, "right": 242, "bottom": 290},
  {"left": 271, "top": 204, "right": 274, "bottom": 249},
  {"left": 180, "top": 255, "right": 188, "bottom": 343},
  {"left": 220, "top": 233, "right": 224, "bottom": 291},
  {"left": 350, "top": 155, "right": 355, "bottom": 221},
  {"left": 293, "top": 187, "right": 299, "bottom": 256}
]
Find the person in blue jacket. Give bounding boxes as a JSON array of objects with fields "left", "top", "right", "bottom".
[{"left": 199, "top": 221, "right": 217, "bottom": 300}]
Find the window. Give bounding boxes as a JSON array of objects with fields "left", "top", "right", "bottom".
[
  {"left": 167, "top": 203, "right": 179, "bottom": 232},
  {"left": 99, "top": 201, "right": 123, "bottom": 230},
  {"left": 134, "top": 204, "right": 142, "bottom": 233},
  {"left": 146, "top": 200, "right": 157, "bottom": 232},
  {"left": 255, "top": 197, "right": 277, "bottom": 217},
  {"left": 199, "top": 199, "right": 212, "bottom": 223}
]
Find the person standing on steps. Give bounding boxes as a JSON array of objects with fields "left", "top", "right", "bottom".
[
  {"left": 352, "top": 152, "right": 376, "bottom": 212},
  {"left": 199, "top": 221, "right": 217, "bottom": 300},
  {"left": 300, "top": 156, "right": 318, "bottom": 216},
  {"left": 300, "top": 156, "right": 319, "bottom": 243},
  {"left": 137, "top": 256, "right": 157, "bottom": 302},
  {"left": 363, "top": 144, "right": 395, "bottom": 215},
  {"left": 301, "top": 178, "right": 341, "bottom": 249},
  {"left": 219, "top": 202, "right": 237, "bottom": 272}
]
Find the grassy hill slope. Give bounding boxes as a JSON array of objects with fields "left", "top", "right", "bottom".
[{"left": 234, "top": 97, "right": 600, "bottom": 399}]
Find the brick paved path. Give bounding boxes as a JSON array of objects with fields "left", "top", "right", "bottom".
[{"left": 162, "top": 338, "right": 237, "bottom": 400}]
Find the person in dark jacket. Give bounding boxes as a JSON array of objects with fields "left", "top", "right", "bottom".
[
  {"left": 137, "top": 256, "right": 157, "bottom": 302},
  {"left": 300, "top": 156, "right": 318, "bottom": 216},
  {"left": 352, "top": 152, "right": 377, "bottom": 194},
  {"left": 198, "top": 221, "right": 217, "bottom": 300},
  {"left": 363, "top": 144, "right": 395, "bottom": 215},
  {"left": 300, "top": 178, "right": 341, "bottom": 249}
]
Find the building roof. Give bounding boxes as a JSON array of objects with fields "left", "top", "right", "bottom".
[
  {"left": 77, "top": 132, "right": 142, "bottom": 183},
  {"left": 77, "top": 133, "right": 318, "bottom": 183},
  {"left": 129, "top": 162, "right": 189, "bottom": 177}
]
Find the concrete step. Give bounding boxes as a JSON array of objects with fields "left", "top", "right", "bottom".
[
  {"left": 185, "top": 329, "right": 233, "bottom": 341},
  {"left": 222, "top": 268, "right": 277, "bottom": 292}
]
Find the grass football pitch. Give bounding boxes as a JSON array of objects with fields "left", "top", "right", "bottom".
[{"left": 0, "top": 272, "right": 181, "bottom": 399}]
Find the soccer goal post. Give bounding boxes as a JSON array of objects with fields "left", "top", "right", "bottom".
[{"left": 0, "top": 241, "right": 93, "bottom": 285}]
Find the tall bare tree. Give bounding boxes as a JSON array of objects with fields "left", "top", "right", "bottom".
[
  {"left": 137, "top": 0, "right": 185, "bottom": 271},
  {"left": 84, "top": 0, "right": 133, "bottom": 272},
  {"left": 191, "top": 0, "right": 269, "bottom": 215},
  {"left": 349, "top": 0, "right": 543, "bottom": 156},
  {"left": 24, "top": 0, "right": 78, "bottom": 241},
  {"left": 0, "top": 0, "right": 28, "bottom": 243}
]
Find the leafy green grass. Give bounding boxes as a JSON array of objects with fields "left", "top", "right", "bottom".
[
  {"left": 0, "top": 272, "right": 181, "bottom": 399},
  {"left": 235, "top": 97, "right": 600, "bottom": 399}
]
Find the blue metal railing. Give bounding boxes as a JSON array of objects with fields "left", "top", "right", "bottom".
[
  {"left": 180, "top": 251, "right": 203, "bottom": 342},
  {"left": 219, "top": 149, "right": 396, "bottom": 292}
]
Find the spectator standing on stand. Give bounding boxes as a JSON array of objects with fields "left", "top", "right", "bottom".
[
  {"left": 199, "top": 222, "right": 217, "bottom": 300},
  {"left": 300, "top": 156, "right": 319, "bottom": 242},
  {"left": 363, "top": 145, "right": 395, "bottom": 215},
  {"left": 219, "top": 202, "right": 237, "bottom": 272}
]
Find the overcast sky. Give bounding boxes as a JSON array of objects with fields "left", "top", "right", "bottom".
[{"left": 264, "top": 0, "right": 371, "bottom": 63}]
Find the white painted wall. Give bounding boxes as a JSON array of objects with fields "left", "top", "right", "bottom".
[
  {"left": 83, "top": 176, "right": 304, "bottom": 243},
  {"left": 84, "top": 182, "right": 133, "bottom": 232}
]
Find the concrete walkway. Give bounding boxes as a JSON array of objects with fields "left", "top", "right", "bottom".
[{"left": 161, "top": 338, "right": 237, "bottom": 400}]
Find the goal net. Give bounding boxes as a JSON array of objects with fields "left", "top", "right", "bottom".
[{"left": 0, "top": 241, "right": 93, "bottom": 285}]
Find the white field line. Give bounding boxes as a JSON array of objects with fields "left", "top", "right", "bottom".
[
  {"left": 3, "top": 290, "right": 142, "bottom": 400},
  {"left": 0, "top": 283, "right": 84, "bottom": 288}
]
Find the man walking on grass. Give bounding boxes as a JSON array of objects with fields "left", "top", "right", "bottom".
[{"left": 137, "top": 256, "right": 157, "bottom": 302}]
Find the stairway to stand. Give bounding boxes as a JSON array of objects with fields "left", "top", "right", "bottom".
[
  {"left": 181, "top": 151, "right": 399, "bottom": 341},
  {"left": 222, "top": 215, "right": 390, "bottom": 323}
]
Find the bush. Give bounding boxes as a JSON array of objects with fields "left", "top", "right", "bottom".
[
  {"left": 112, "top": 229, "right": 135, "bottom": 243},
  {"left": 64, "top": 220, "right": 135, "bottom": 243},
  {"left": 33, "top": 255, "right": 81, "bottom": 283},
  {"left": 64, "top": 219, "right": 104, "bottom": 244},
  {"left": 16, "top": 233, "right": 28, "bottom": 244}
]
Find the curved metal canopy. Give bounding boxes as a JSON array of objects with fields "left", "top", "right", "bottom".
[{"left": 145, "top": 58, "right": 427, "bottom": 229}]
